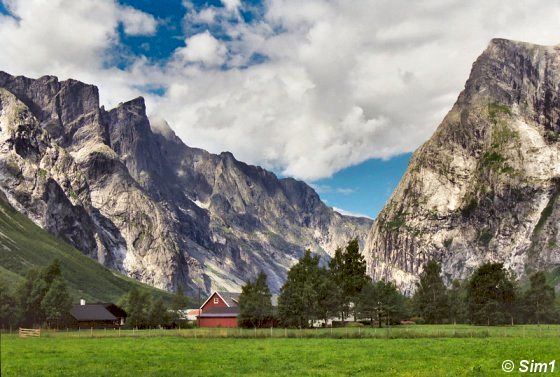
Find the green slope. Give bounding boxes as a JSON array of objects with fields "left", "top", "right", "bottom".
[{"left": 0, "top": 194, "right": 171, "bottom": 303}]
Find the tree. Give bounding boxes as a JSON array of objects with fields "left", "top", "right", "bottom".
[
  {"left": 12, "top": 260, "right": 72, "bottom": 327},
  {"left": 356, "top": 280, "right": 407, "bottom": 327},
  {"left": 41, "top": 259, "right": 62, "bottom": 286},
  {"left": 17, "top": 268, "right": 47, "bottom": 326},
  {"left": 41, "top": 277, "right": 72, "bottom": 328},
  {"left": 278, "top": 250, "right": 323, "bottom": 327},
  {"left": 467, "top": 263, "right": 517, "bottom": 325},
  {"left": 171, "top": 288, "right": 189, "bottom": 312},
  {"left": 316, "top": 267, "right": 343, "bottom": 326},
  {"left": 0, "top": 279, "right": 19, "bottom": 328},
  {"left": 148, "top": 297, "right": 171, "bottom": 328},
  {"left": 412, "top": 260, "right": 449, "bottom": 323},
  {"left": 238, "top": 271, "right": 274, "bottom": 328},
  {"left": 522, "top": 272, "right": 557, "bottom": 324},
  {"left": 447, "top": 279, "right": 468, "bottom": 324},
  {"left": 119, "top": 288, "right": 151, "bottom": 328},
  {"left": 329, "top": 239, "right": 369, "bottom": 320}
]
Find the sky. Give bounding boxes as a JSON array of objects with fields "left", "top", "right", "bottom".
[{"left": 0, "top": 0, "right": 559, "bottom": 218}]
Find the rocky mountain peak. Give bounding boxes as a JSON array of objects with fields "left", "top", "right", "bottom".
[{"left": 364, "top": 39, "right": 559, "bottom": 293}]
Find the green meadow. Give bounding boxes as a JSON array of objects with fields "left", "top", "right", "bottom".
[{"left": 2, "top": 325, "right": 559, "bottom": 376}]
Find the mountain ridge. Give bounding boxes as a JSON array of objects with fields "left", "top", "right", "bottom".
[{"left": 0, "top": 71, "right": 371, "bottom": 295}]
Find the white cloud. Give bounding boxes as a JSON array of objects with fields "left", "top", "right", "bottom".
[
  {"left": 332, "top": 207, "right": 372, "bottom": 219},
  {"left": 311, "top": 184, "right": 355, "bottom": 195},
  {"left": 1, "top": 0, "right": 560, "bottom": 181},
  {"left": 221, "top": 0, "right": 241, "bottom": 13},
  {"left": 118, "top": 5, "right": 158, "bottom": 36},
  {"left": 174, "top": 31, "right": 228, "bottom": 66}
]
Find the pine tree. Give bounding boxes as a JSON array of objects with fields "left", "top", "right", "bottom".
[
  {"left": 447, "top": 279, "right": 468, "bottom": 324},
  {"left": 412, "top": 260, "right": 449, "bottom": 323},
  {"left": 41, "top": 277, "right": 72, "bottom": 328},
  {"left": 316, "top": 267, "right": 343, "bottom": 325},
  {"left": 238, "top": 271, "right": 273, "bottom": 328},
  {"left": 522, "top": 271, "right": 557, "bottom": 324},
  {"left": 328, "top": 239, "right": 369, "bottom": 320},
  {"left": 41, "top": 259, "right": 62, "bottom": 285},
  {"left": 278, "top": 250, "right": 323, "bottom": 327}
]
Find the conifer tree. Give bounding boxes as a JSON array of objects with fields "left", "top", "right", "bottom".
[
  {"left": 412, "top": 260, "right": 449, "bottom": 323},
  {"left": 278, "top": 250, "right": 323, "bottom": 327},
  {"left": 239, "top": 271, "right": 274, "bottom": 328},
  {"left": 522, "top": 271, "right": 557, "bottom": 324},
  {"left": 328, "top": 239, "right": 368, "bottom": 320}
]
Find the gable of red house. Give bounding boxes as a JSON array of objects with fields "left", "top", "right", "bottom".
[{"left": 198, "top": 291, "right": 241, "bottom": 328}]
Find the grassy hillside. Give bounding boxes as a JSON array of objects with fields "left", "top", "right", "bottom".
[{"left": 0, "top": 194, "right": 172, "bottom": 303}]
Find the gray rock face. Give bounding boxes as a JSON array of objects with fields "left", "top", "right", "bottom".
[
  {"left": 364, "top": 39, "right": 560, "bottom": 293},
  {"left": 0, "top": 72, "right": 371, "bottom": 294}
]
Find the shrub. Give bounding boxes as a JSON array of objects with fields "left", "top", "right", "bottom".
[
  {"left": 410, "top": 316, "right": 425, "bottom": 324},
  {"left": 346, "top": 322, "right": 364, "bottom": 327}
]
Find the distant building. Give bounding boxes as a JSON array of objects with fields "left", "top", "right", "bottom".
[
  {"left": 184, "top": 309, "right": 201, "bottom": 321},
  {"left": 197, "top": 291, "right": 240, "bottom": 328},
  {"left": 70, "top": 299, "right": 127, "bottom": 328}
]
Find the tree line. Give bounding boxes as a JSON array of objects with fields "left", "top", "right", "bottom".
[
  {"left": 0, "top": 260, "right": 73, "bottom": 328},
  {"left": 0, "top": 259, "right": 190, "bottom": 329},
  {"left": 117, "top": 287, "right": 189, "bottom": 329},
  {"left": 238, "top": 240, "right": 559, "bottom": 327},
  {"left": 2, "top": 245, "right": 558, "bottom": 329}
]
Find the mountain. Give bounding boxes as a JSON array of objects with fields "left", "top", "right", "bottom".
[
  {"left": 0, "top": 191, "right": 171, "bottom": 302},
  {"left": 364, "top": 39, "right": 560, "bottom": 293},
  {"left": 0, "top": 71, "right": 371, "bottom": 295}
]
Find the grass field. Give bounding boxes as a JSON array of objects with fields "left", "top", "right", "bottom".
[
  {"left": 0, "top": 194, "right": 171, "bottom": 302},
  {"left": 2, "top": 325, "right": 559, "bottom": 376}
]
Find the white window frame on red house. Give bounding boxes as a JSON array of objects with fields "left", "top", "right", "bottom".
[{"left": 213, "top": 297, "right": 219, "bottom": 304}]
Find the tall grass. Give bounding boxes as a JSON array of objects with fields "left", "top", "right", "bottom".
[{"left": 5, "top": 324, "right": 558, "bottom": 340}]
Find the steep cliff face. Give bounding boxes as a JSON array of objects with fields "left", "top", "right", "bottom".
[
  {"left": 0, "top": 72, "right": 371, "bottom": 294},
  {"left": 364, "top": 39, "right": 560, "bottom": 293}
]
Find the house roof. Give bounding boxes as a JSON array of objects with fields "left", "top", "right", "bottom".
[
  {"left": 70, "top": 303, "right": 126, "bottom": 321},
  {"left": 200, "top": 291, "right": 240, "bottom": 309},
  {"left": 217, "top": 292, "right": 240, "bottom": 307},
  {"left": 198, "top": 306, "right": 240, "bottom": 318}
]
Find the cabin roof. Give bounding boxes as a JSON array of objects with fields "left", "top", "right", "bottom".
[
  {"left": 70, "top": 303, "right": 126, "bottom": 321},
  {"left": 216, "top": 292, "right": 240, "bottom": 307}
]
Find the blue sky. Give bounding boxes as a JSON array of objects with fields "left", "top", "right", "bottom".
[
  {"left": 313, "top": 154, "right": 411, "bottom": 218},
  {"left": 2, "top": 0, "right": 557, "bottom": 219}
]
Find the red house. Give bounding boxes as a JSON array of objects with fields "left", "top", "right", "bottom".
[{"left": 197, "top": 291, "right": 240, "bottom": 328}]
